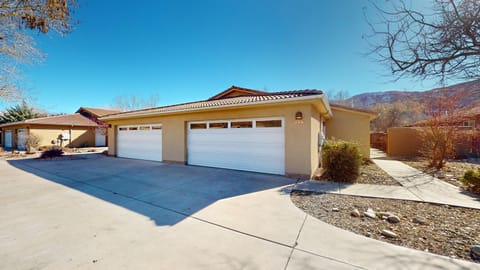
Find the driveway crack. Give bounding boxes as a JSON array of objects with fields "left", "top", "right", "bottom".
[{"left": 284, "top": 213, "right": 307, "bottom": 270}]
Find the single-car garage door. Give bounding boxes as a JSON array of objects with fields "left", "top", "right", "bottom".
[
  {"left": 187, "top": 118, "right": 285, "bottom": 174},
  {"left": 117, "top": 124, "right": 162, "bottom": 161}
]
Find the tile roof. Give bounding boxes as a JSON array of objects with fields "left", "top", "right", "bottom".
[
  {"left": 76, "top": 107, "right": 121, "bottom": 117},
  {"left": 0, "top": 113, "right": 100, "bottom": 128},
  {"left": 101, "top": 88, "right": 324, "bottom": 119}
]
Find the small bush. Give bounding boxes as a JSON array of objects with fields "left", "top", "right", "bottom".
[
  {"left": 40, "top": 146, "right": 64, "bottom": 159},
  {"left": 25, "top": 134, "right": 41, "bottom": 154},
  {"left": 322, "top": 139, "right": 362, "bottom": 182},
  {"left": 461, "top": 169, "right": 480, "bottom": 193}
]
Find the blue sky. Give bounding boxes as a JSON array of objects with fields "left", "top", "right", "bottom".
[{"left": 5, "top": 0, "right": 460, "bottom": 113}]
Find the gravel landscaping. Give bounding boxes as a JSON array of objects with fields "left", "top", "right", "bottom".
[
  {"left": 316, "top": 162, "right": 400, "bottom": 186},
  {"left": 291, "top": 191, "right": 480, "bottom": 263}
]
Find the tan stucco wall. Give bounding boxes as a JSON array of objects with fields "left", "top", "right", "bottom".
[
  {"left": 0, "top": 125, "right": 95, "bottom": 149},
  {"left": 107, "top": 103, "right": 318, "bottom": 177},
  {"left": 386, "top": 127, "right": 423, "bottom": 157},
  {"left": 325, "top": 108, "right": 371, "bottom": 158},
  {"left": 310, "top": 109, "right": 321, "bottom": 173},
  {"left": 30, "top": 126, "right": 95, "bottom": 148}
]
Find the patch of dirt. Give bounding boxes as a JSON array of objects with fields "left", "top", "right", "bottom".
[
  {"left": 402, "top": 158, "right": 480, "bottom": 191},
  {"left": 291, "top": 191, "right": 480, "bottom": 263},
  {"left": 316, "top": 162, "right": 400, "bottom": 186}
]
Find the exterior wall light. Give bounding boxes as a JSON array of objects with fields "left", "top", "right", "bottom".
[
  {"left": 295, "top": 111, "right": 303, "bottom": 120},
  {"left": 295, "top": 111, "right": 304, "bottom": 124}
]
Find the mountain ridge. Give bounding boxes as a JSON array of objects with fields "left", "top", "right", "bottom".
[{"left": 343, "top": 80, "right": 480, "bottom": 110}]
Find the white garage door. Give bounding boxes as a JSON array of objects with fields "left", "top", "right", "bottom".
[
  {"left": 117, "top": 124, "right": 162, "bottom": 161},
  {"left": 187, "top": 118, "right": 285, "bottom": 174},
  {"left": 4, "top": 130, "right": 12, "bottom": 148}
]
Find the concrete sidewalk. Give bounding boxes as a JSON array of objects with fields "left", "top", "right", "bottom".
[
  {"left": 295, "top": 150, "right": 480, "bottom": 209},
  {"left": 372, "top": 149, "right": 480, "bottom": 209}
]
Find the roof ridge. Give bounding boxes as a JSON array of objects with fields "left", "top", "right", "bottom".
[{"left": 24, "top": 113, "right": 76, "bottom": 122}]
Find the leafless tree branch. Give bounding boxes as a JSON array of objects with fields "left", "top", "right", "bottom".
[{"left": 366, "top": 0, "right": 480, "bottom": 81}]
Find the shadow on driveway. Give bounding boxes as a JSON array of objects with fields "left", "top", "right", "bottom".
[{"left": 7, "top": 154, "right": 296, "bottom": 227}]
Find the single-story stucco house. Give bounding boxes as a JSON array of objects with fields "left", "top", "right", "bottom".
[
  {"left": 0, "top": 107, "right": 119, "bottom": 150},
  {"left": 101, "top": 86, "right": 376, "bottom": 178}
]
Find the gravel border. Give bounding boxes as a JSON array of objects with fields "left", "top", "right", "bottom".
[
  {"left": 291, "top": 191, "right": 480, "bottom": 263},
  {"left": 317, "top": 162, "right": 400, "bottom": 186}
]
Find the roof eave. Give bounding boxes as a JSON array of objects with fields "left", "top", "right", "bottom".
[{"left": 101, "top": 94, "right": 329, "bottom": 121}]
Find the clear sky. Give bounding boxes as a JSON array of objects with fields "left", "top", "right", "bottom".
[{"left": 3, "top": 0, "right": 462, "bottom": 113}]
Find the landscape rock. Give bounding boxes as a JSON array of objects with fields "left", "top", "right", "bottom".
[
  {"left": 332, "top": 207, "right": 339, "bottom": 212},
  {"left": 387, "top": 215, "right": 401, "bottom": 223},
  {"left": 381, "top": 229, "right": 398, "bottom": 238},
  {"left": 350, "top": 208, "right": 360, "bottom": 217},
  {"left": 471, "top": 245, "right": 480, "bottom": 260},
  {"left": 413, "top": 216, "right": 427, "bottom": 225},
  {"left": 364, "top": 208, "right": 376, "bottom": 219}
]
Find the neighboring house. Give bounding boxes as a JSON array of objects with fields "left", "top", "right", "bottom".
[
  {"left": 0, "top": 107, "right": 119, "bottom": 150},
  {"left": 101, "top": 86, "right": 376, "bottom": 178}
]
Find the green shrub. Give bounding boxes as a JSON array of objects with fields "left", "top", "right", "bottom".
[
  {"left": 322, "top": 139, "right": 362, "bottom": 182},
  {"left": 461, "top": 169, "right": 480, "bottom": 188},
  {"left": 40, "top": 146, "right": 64, "bottom": 159}
]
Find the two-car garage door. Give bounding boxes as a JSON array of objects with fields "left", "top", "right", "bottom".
[{"left": 187, "top": 118, "right": 285, "bottom": 174}]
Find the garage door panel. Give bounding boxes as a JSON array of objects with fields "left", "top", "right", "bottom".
[{"left": 187, "top": 118, "right": 285, "bottom": 174}]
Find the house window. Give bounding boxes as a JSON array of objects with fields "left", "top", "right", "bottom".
[
  {"left": 139, "top": 126, "right": 151, "bottom": 131},
  {"left": 231, "top": 121, "right": 253, "bottom": 128},
  {"left": 129, "top": 127, "right": 138, "bottom": 131},
  {"left": 461, "top": 120, "right": 475, "bottom": 127},
  {"left": 190, "top": 123, "right": 207, "bottom": 129},
  {"left": 256, "top": 120, "right": 282, "bottom": 128},
  {"left": 152, "top": 125, "right": 162, "bottom": 130},
  {"left": 209, "top": 122, "right": 228, "bottom": 129},
  {"left": 119, "top": 127, "right": 128, "bottom": 131}
]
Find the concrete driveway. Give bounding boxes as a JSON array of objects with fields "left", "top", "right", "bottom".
[{"left": 1, "top": 154, "right": 478, "bottom": 270}]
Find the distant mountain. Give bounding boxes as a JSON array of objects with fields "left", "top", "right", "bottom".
[{"left": 342, "top": 79, "right": 480, "bottom": 110}]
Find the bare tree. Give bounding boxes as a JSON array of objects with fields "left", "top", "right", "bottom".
[
  {"left": 419, "top": 91, "right": 464, "bottom": 168},
  {"left": 366, "top": 0, "right": 480, "bottom": 81},
  {"left": 370, "top": 101, "right": 423, "bottom": 132},
  {"left": 0, "top": 0, "right": 76, "bottom": 101},
  {"left": 327, "top": 89, "right": 351, "bottom": 106},
  {"left": 112, "top": 94, "right": 160, "bottom": 111}
]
